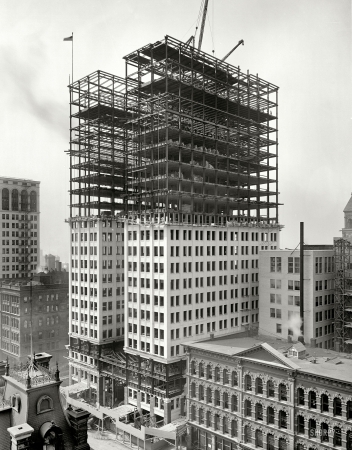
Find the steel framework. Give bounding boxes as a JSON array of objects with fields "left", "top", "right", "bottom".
[
  {"left": 68, "top": 70, "right": 137, "bottom": 217},
  {"left": 334, "top": 238, "right": 352, "bottom": 352},
  {"left": 124, "top": 35, "right": 279, "bottom": 225}
]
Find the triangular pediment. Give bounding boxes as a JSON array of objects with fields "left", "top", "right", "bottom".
[{"left": 234, "top": 343, "right": 300, "bottom": 369}]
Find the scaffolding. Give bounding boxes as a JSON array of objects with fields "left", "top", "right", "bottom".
[
  {"left": 124, "top": 35, "right": 279, "bottom": 225},
  {"left": 334, "top": 238, "right": 352, "bottom": 353}
]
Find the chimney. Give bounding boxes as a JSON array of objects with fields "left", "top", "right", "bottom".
[{"left": 300, "top": 222, "right": 305, "bottom": 344}]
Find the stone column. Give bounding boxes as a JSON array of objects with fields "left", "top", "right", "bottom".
[
  {"left": 211, "top": 434, "right": 216, "bottom": 449},
  {"left": 69, "top": 364, "right": 73, "bottom": 386},
  {"left": 97, "top": 375, "right": 104, "bottom": 407},
  {"left": 316, "top": 394, "right": 321, "bottom": 412},
  {"left": 304, "top": 418, "right": 310, "bottom": 439},
  {"left": 263, "top": 406, "right": 267, "bottom": 425},
  {"left": 164, "top": 398, "right": 171, "bottom": 424},
  {"left": 124, "top": 386, "right": 129, "bottom": 405},
  {"left": 102, "top": 375, "right": 106, "bottom": 406},
  {"left": 7, "top": 424, "right": 34, "bottom": 450}
]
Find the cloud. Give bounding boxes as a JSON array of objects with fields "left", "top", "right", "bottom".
[{"left": 0, "top": 44, "right": 67, "bottom": 139}]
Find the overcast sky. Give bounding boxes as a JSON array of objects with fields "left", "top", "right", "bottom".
[{"left": 0, "top": 0, "right": 350, "bottom": 261}]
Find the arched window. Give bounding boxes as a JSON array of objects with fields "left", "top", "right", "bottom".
[
  {"left": 199, "top": 408, "right": 204, "bottom": 425},
  {"left": 278, "top": 438, "right": 287, "bottom": 450},
  {"left": 245, "top": 374, "right": 252, "bottom": 391},
  {"left": 279, "top": 410, "right": 287, "bottom": 428},
  {"left": 191, "top": 405, "right": 196, "bottom": 421},
  {"left": 214, "top": 389, "right": 220, "bottom": 406},
  {"left": 11, "top": 394, "right": 21, "bottom": 412},
  {"left": 297, "top": 387, "right": 305, "bottom": 405},
  {"left": 206, "top": 364, "right": 212, "bottom": 380},
  {"left": 267, "top": 406, "right": 275, "bottom": 424},
  {"left": 267, "top": 434, "right": 275, "bottom": 450},
  {"left": 231, "top": 419, "right": 237, "bottom": 437},
  {"left": 206, "top": 387, "right": 212, "bottom": 403},
  {"left": 279, "top": 383, "right": 287, "bottom": 401},
  {"left": 223, "top": 368, "right": 229, "bottom": 384},
  {"left": 30, "top": 191, "right": 37, "bottom": 212},
  {"left": 334, "top": 397, "right": 342, "bottom": 416},
  {"left": 244, "top": 399, "right": 252, "bottom": 417},
  {"left": 214, "top": 366, "right": 220, "bottom": 382},
  {"left": 223, "top": 392, "right": 229, "bottom": 409},
  {"left": 347, "top": 400, "right": 352, "bottom": 420},
  {"left": 321, "top": 393, "right": 329, "bottom": 412},
  {"left": 244, "top": 425, "right": 252, "bottom": 444},
  {"left": 2, "top": 188, "right": 9, "bottom": 210},
  {"left": 191, "top": 360, "right": 196, "bottom": 375},
  {"left": 21, "top": 190, "right": 28, "bottom": 211},
  {"left": 37, "top": 395, "right": 53, "bottom": 414},
  {"left": 347, "top": 430, "right": 352, "bottom": 450},
  {"left": 223, "top": 416, "right": 228, "bottom": 434},
  {"left": 199, "top": 362, "right": 204, "bottom": 377},
  {"left": 256, "top": 377, "right": 263, "bottom": 394},
  {"left": 190, "top": 382, "right": 196, "bottom": 398},
  {"left": 256, "top": 403, "right": 263, "bottom": 421},
  {"left": 321, "top": 423, "right": 329, "bottom": 442},
  {"left": 198, "top": 384, "right": 204, "bottom": 401},
  {"left": 267, "top": 380, "right": 275, "bottom": 397},
  {"left": 255, "top": 429, "right": 263, "bottom": 448},
  {"left": 206, "top": 411, "right": 211, "bottom": 427},
  {"left": 297, "top": 415, "right": 305, "bottom": 434},
  {"left": 308, "top": 418, "right": 316, "bottom": 439},
  {"left": 334, "top": 427, "right": 342, "bottom": 446},
  {"left": 232, "top": 371, "right": 238, "bottom": 386},
  {"left": 214, "top": 414, "right": 220, "bottom": 431},
  {"left": 11, "top": 189, "right": 19, "bottom": 211},
  {"left": 231, "top": 394, "right": 238, "bottom": 412},
  {"left": 309, "top": 391, "right": 316, "bottom": 409}
]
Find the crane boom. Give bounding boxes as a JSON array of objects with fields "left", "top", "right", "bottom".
[
  {"left": 198, "top": 0, "right": 209, "bottom": 51},
  {"left": 221, "top": 40, "right": 244, "bottom": 61}
]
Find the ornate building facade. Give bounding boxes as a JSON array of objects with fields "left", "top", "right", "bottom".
[{"left": 184, "top": 335, "right": 352, "bottom": 450}]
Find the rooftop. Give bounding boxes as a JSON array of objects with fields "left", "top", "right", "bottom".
[{"left": 185, "top": 334, "right": 352, "bottom": 383}]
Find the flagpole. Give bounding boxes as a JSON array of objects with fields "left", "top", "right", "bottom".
[{"left": 71, "top": 32, "right": 73, "bottom": 82}]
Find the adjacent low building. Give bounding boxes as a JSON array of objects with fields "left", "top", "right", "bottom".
[
  {"left": 0, "top": 353, "right": 90, "bottom": 450},
  {"left": 183, "top": 333, "right": 352, "bottom": 450},
  {"left": 259, "top": 246, "right": 335, "bottom": 348},
  {"left": 0, "top": 270, "right": 69, "bottom": 370}
]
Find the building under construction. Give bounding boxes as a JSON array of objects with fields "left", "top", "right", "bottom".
[
  {"left": 66, "top": 34, "right": 282, "bottom": 448},
  {"left": 68, "top": 36, "right": 279, "bottom": 223}
]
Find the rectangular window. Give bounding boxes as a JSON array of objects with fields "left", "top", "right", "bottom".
[{"left": 270, "top": 257, "right": 281, "bottom": 272}]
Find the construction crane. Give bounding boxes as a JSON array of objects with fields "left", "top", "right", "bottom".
[
  {"left": 198, "top": 0, "right": 209, "bottom": 51},
  {"left": 184, "top": 35, "right": 195, "bottom": 48},
  {"left": 221, "top": 40, "right": 244, "bottom": 61}
]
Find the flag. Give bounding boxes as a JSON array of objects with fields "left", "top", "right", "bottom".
[{"left": 63, "top": 36, "right": 73, "bottom": 41}]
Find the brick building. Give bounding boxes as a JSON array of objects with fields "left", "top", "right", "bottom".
[
  {"left": 184, "top": 333, "right": 352, "bottom": 450},
  {"left": 0, "top": 271, "right": 69, "bottom": 370}
]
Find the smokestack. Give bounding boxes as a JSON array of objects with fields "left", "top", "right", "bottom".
[{"left": 299, "top": 222, "right": 305, "bottom": 344}]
